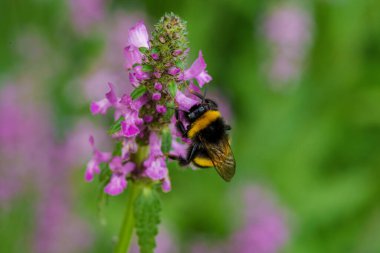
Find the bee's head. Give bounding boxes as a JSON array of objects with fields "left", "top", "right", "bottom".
[{"left": 187, "top": 98, "right": 218, "bottom": 121}]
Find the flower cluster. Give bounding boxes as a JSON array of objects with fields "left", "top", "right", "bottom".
[
  {"left": 85, "top": 13, "right": 213, "bottom": 195},
  {"left": 263, "top": 3, "right": 312, "bottom": 87}
]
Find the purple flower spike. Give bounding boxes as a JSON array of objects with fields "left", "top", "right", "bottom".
[
  {"left": 128, "top": 21, "right": 150, "bottom": 49},
  {"left": 184, "top": 51, "right": 212, "bottom": 87},
  {"left": 104, "top": 157, "right": 135, "bottom": 196},
  {"left": 175, "top": 90, "right": 198, "bottom": 111},
  {"left": 124, "top": 45, "right": 142, "bottom": 69},
  {"left": 85, "top": 136, "right": 111, "bottom": 182},
  {"left": 154, "top": 82, "right": 163, "bottom": 91},
  {"left": 168, "top": 67, "right": 181, "bottom": 76},
  {"left": 156, "top": 104, "right": 167, "bottom": 114},
  {"left": 152, "top": 92, "right": 161, "bottom": 101}
]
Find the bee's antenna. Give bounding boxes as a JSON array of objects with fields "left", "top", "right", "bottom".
[{"left": 202, "top": 87, "right": 208, "bottom": 104}]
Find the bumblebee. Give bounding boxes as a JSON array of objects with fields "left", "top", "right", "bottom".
[{"left": 169, "top": 92, "right": 236, "bottom": 182}]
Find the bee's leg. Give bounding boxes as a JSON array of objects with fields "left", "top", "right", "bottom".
[
  {"left": 175, "top": 109, "right": 188, "bottom": 137},
  {"left": 224, "top": 125, "right": 231, "bottom": 131},
  {"left": 168, "top": 143, "right": 200, "bottom": 166},
  {"left": 167, "top": 154, "right": 189, "bottom": 165},
  {"left": 176, "top": 121, "right": 187, "bottom": 137}
]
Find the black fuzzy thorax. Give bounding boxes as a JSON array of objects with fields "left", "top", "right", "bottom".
[{"left": 197, "top": 117, "right": 226, "bottom": 143}]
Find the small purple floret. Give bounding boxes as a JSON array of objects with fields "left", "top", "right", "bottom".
[
  {"left": 156, "top": 104, "right": 167, "bottom": 114},
  {"left": 154, "top": 82, "right": 162, "bottom": 91},
  {"left": 152, "top": 92, "right": 161, "bottom": 101}
]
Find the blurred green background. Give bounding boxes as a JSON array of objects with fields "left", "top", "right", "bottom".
[{"left": 1, "top": 0, "right": 380, "bottom": 252}]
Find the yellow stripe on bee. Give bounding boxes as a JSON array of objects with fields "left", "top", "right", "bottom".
[
  {"left": 193, "top": 157, "right": 214, "bottom": 167},
  {"left": 188, "top": 110, "right": 221, "bottom": 138}
]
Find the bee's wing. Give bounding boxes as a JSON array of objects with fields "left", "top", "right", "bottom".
[{"left": 199, "top": 135, "right": 236, "bottom": 182}]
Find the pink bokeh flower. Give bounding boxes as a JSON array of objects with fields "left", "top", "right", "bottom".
[
  {"left": 263, "top": 3, "right": 312, "bottom": 86},
  {"left": 229, "top": 185, "right": 289, "bottom": 253}
]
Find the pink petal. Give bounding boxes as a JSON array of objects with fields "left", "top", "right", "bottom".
[
  {"left": 105, "top": 82, "right": 118, "bottom": 105},
  {"left": 121, "top": 121, "right": 140, "bottom": 137},
  {"left": 175, "top": 90, "right": 198, "bottom": 111},
  {"left": 124, "top": 45, "right": 142, "bottom": 69},
  {"left": 129, "top": 72, "right": 140, "bottom": 87},
  {"left": 128, "top": 21, "right": 149, "bottom": 48},
  {"left": 109, "top": 156, "right": 122, "bottom": 171},
  {"left": 145, "top": 158, "right": 168, "bottom": 180},
  {"left": 104, "top": 176, "right": 127, "bottom": 196},
  {"left": 85, "top": 160, "right": 100, "bottom": 182},
  {"left": 90, "top": 98, "right": 111, "bottom": 115},
  {"left": 184, "top": 51, "right": 207, "bottom": 79},
  {"left": 162, "top": 177, "right": 172, "bottom": 192},
  {"left": 121, "top": 162, "right": 136, "bottom": 174},
  {"left": 196, "top": 71, "right": 212, "bottom": 87},
  {"left": 184, "top": 51, "right": 212, "bottom": 87}
]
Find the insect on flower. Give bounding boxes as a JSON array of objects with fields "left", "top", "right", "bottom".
[{"left": 169, "top": 90, "right": 236, "bottom": 182}]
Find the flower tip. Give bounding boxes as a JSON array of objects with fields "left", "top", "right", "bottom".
[
  {"left": 128, "top": 20, "right": 149, "bottom": 49},
  {"left": 84, "top": 172, "right": 94, "bottom": 182},
  {"left": 105, "top": 82, "right": 117, "bottom": 104},
  {"left": 90, "top": 102, "right": 100, "bottom": 115},
  {"left": 162, "top": 177, "right": 172, "bottom": 192}
]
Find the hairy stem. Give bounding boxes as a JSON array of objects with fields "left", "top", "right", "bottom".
[
  {"left": 114, "top": 145, "right": 148, "bottom": 253},
  {"left": 114, "top": 181, "right": 141, "bottom": 253}
]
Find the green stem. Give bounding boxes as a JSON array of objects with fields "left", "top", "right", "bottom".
[{"left": 114, "top": 181, "right": 141, "bottom": 253}]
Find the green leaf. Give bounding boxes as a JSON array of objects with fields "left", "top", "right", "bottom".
[
  {"left": 168, "top": 80, "right": 177, "bottom": 98},
  {"left": 97, "top": 163, "right": 111, "bottom": 223},
  {"left": 175, "top": 60, "right": 185, "bottom": 69},
  {"left": 163, "top": 101, "right": 175, "bottom": 122},
  {"left": 97, "top": 185, "right": 109, "bottom": 224},
  {"left": 108, "top": 116, "right": 125, "bottom": 134},
  {"left": 99, "top": 163, "right": 111, "bottom": 183},
  {"left": 139, "top": 47, "right": 149, "bottom": 54},
  {"left": 142, "top": 64, "right": 154, "bottom": 72},
  {"left": 131, "top": 85, "right": 147, "bottom": 100},
  {"left": 112, "top": 141, "right": 123, "bottom": 156},
  {"left": 161, "top": 128, "right": 172, "bottom": 153},
  {"left": 151, "top": 47, "right": 159, "bottom": 54},
  {"left": 134, "top": 186, "right": 161, "bottom": 253}
]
